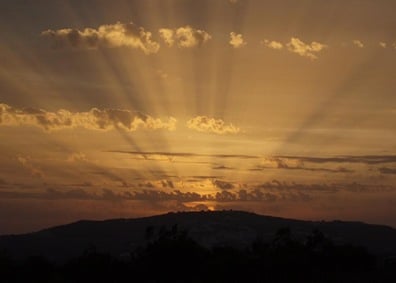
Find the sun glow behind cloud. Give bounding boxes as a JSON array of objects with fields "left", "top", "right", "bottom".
[{"left": 0, "top": 0, "right": 396, "bottom": 234}]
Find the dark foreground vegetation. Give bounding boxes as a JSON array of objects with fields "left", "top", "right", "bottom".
[{"left": 1, "top": 226, "right": 395, "bottom": 283}]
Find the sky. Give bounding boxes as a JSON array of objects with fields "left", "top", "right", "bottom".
[{"left": 1, "top": 0, "right": 396, "bottom": 234}]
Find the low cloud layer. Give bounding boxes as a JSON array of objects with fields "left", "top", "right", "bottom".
[
  {"left": 42, "top": 22, "right": 160, "bottom": 54},
  {"left": 0, "top": 103, "right": 176, "bottom": 132},
  {"left": 159, "top": 26, "right": 211, "bottom": 48},
  {"left": 213, "top": 180, "right": 234, "bottom": 190},
  {"left": 187, "top": 116, "right": 240, "bottom": 134},
  {"left": 0, "top": 186, "right": 312, "bottom": 203}
]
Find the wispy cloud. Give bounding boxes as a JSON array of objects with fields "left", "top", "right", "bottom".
[
  {"left": 229, "top": 32, "right": 246, "bottom": 48},
  {"left": 187, "top": 116, "right": 240, "bottom": 134},
  {"left": 254, "top": 157, "right": 353, "bottom": 174},
  {"left": 17, "top": 155, "right": 44, "bottom": 178},
  {"left": 379, "top": 167, "right": 396, "bottom": 175},
  {"left": 252, "top": 155, "right": 396, "bottom": 174},
  {"left": 212, "top": 165, "right": 235, "bottom": 170},
  {"left": 42, "top": 22, "right": 160, "bottom": 54},
  {"left": 66, "top": 152, "right": 88, "bottom": 163},
  {"left": 109, "top": 150, "right": 258, "bottom": 160},
  {"left": 274, "top": 155, "right": 396, "bottom": 165},
  {"left": 159, "top": 26, "right": 211, "bottom": 48},
  {"left": 0, "top": 103, "right": 176, "bottom": 132}
]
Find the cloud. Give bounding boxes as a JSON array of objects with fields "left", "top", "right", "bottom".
[
  {"left": 132, "top": 189, "right": 208, "bottom": 202},
  {"left": 261, "top": 39, "right": 283, "bottom": 50},
  {"left": 161, "top": 180, "right": 175, "bottom": 188},
  {"left": 255, "top": 179, "right": 394, "bottom": 194},
  {"left": 0, "top": 103, "right": 176, "bottom": 132},
  {"left": 187, "top": 116, "right": 240, "bottom": 134},
  {"left": 229, "top": 32, "right": 246, "bottom": 48},
  {"left": 67, "top": 152, "right": 88, "bottom": 163},
  {"left": 17, "top": 156, "right": 44, "bottom": 178},
  {"left": 46, "top": 188, "right": 94, "bottom": 200},
  {"left": 3, "top": 178, "right": 391, "bottom": 206},
  {"left": 158, "top": 29, "right": 175, "bottom": 47},
  {"left": 286, "top": 37, "right": 327, "bottom": 60},
  {"left": 0, "top": 188, "right": 208, "bottom": 203},
  {"left": 212, "top": 165, "right": 234, "bottom": 170},
  {"left": 353, "top": 40, "right": 364, "bottom": 48},
  {"left": 159, "top": 26, "right": 211, "bottom": 48},
  {"left": 156, "top": 69, "right": 169, "bottom": 79},
  {"left": 109, "top": 150, "right": 258, "bottom": 160},
  {"left": 237, "top": 189, "right": 279, "bottom": 202},
  {"left": 274, "top": 155, "right": 396, "bottom": 165},
  {"left": 0, "top": 188, "right": 108, "bottom": 201},
  {"left": 213, "top": 180, "right": 234, "bottom": 190},
  {"left": 190, "top": 203, "right": 211, "bottom": 211},
  {"left": 256, "top": 157, "right": 354, "bottom": 173},
  {"left": 41, "top": 22, "right": 160, "bottom": 54},
  {"left": 214, "top": 188, "right": 312, "bottom": 202},
  {"left": 379, "top": 167, "right": 396, "bottom": 175},
  {"left": 379, "top": 42, "right": 387, "bottom": 48}
]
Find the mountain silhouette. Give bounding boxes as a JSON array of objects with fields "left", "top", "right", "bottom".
[{"left": 1, "top": 210, "right": 396, "bottom": 262}]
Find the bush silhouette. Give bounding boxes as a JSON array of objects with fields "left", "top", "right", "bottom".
[{"left": 1, "top": 226, "right": 393, "bottom": 282}]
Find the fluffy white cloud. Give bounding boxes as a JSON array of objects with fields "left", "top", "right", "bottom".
[
  {"left": 158, "top": 28, "right": 174, "bottom": 47},
  {"left": 261, "top": 39, "right": 283, "bottom": 50},
  {"left": 42, "top": 22, "right": 160, "bottom": 54},
  {"left": 0, "top": 103, "right": 176, "bottom": 132},
  {"left": 286, "top": 37, "right": 327, "bottom": 60},
  {"left": 229, "top": 32, "right": 246, "bottom": 48},
  {"left": 187, "top": 116, "right": 240, "bottom": 134},
  {"left": 353, "top": 40, "right": 364, "bottom": 48},
  {"left": 159, "top": 26, "right": 211, "bottom": 48}
]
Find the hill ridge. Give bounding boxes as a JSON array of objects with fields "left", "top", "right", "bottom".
[{"left": 1, "top": 210, "right": 396, "bottom": 262}]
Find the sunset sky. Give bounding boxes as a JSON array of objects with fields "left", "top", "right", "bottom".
[{"left": 1, "top": 0, "right": 396, "bottom": 234}]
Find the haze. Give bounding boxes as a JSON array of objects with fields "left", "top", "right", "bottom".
[{"left": 0, "top": 0, "right": 395, "bottom": 234}]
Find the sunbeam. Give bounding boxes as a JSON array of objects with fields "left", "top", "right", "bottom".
[{"left": 0, "top": 0, "right": 396, "bottom": 234}]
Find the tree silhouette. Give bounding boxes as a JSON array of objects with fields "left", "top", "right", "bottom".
[{"left": 0, "top": 226, "right": 393, "bottom": 282}]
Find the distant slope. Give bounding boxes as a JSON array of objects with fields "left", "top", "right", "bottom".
[{"left": 1, "top": 211, "right": 396, "bottom": 262}]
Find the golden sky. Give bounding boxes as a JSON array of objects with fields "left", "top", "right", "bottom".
[{"left": 1, "top": 0, "right": 396, "bottom": 234}]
